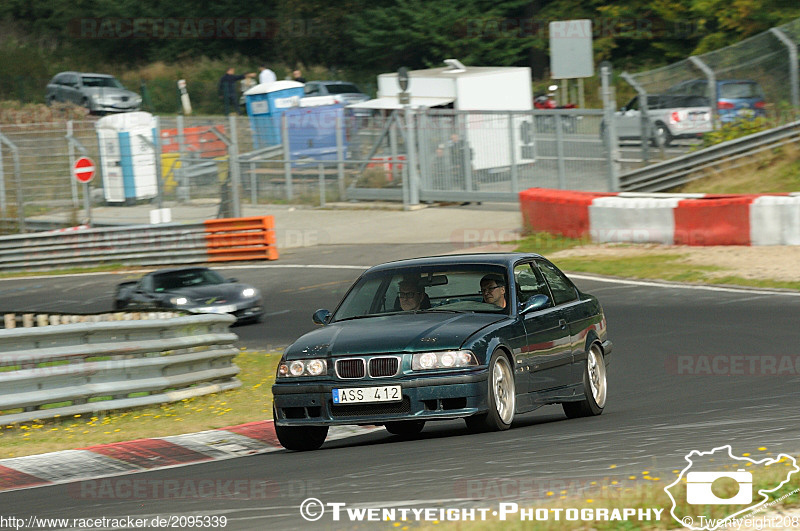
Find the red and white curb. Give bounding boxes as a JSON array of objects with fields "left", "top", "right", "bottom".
[
  {"left": 0, "top": 421, "right": 379, "bottom": 493},
  {"left": 520, "top": 188, "right": 800, "bottom": 246}
]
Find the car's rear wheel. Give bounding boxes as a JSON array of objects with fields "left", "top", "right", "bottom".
[
  {"left": 384, "top": 420, "right": 425, "bottom": 437},
  {"left": 563, "top": 342, "right": 607, "bottom": 418},
  {"left": 465, "top": 351, "right": 515, "bottom": 432},
  {"left": 651, "top": 122, "right": 673, "bottom": 147},
  {"left": 273, "top": 408, "right": 328, "bottom": 451}
]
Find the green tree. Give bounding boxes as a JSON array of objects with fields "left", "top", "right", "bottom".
[{"left": 690, "top": 0, "right": 800, "bottom": 53}]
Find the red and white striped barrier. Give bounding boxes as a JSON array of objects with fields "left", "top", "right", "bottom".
[{"left": 519, "top": 188, "right": 800, "bottom": 246}]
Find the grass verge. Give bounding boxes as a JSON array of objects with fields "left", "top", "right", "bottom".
[
  {"left": 0, "top": 350, "right": 281, "bottom": 459},
  {"left": 515, "top": 233, "right": 800, "bottom": 291}
]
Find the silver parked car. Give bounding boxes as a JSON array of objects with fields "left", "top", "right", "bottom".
[
  {"left": 302, "top": 81, "right": 370, "bottom": 105},
  {"left": 46, "top": 71, "right": 142, "bottom": 114}
]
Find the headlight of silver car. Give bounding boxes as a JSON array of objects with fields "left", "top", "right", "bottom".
[
  {"left": 242, "top": 288, "right": 256, "bottom": 298},
  {"left": 277, "top": 358, "right": 327, "bottom": 378},
  {"left": 412, "top": 350, "right": 477, "bottom": 370}
]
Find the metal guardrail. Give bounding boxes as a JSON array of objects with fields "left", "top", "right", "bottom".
[
  {"left": 619, "top": 119, "right": 800, "bottom": 192},
  {"left": 0, "top": 215, "right": 278, "bottom": 272},
  {"left": 0, "top": 313, "right": 239, "bottom": 425}
]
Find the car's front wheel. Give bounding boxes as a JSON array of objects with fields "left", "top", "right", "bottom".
[
  {"left": 384, "top": 420, "right": 425, "bottom": 437},
  {"left": 465, "top": 351, "right": 515, "bottom": 432},
  {"left": 563, "top": 342, "right": 607, "bottom": 418},
  {"left": 273, "top": 409, "right": 328, "bottom": 451}
]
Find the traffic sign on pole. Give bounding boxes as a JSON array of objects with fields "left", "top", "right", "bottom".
[{"left": 73, "top": 156, "right": 96, "bottom": 184}]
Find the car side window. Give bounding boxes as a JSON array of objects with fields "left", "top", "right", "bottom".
[
  {"left": 304, "top": 84, "right": 319, "bottom": 95},
  {"left": 514, "top": 262, "right": 551, "bottom": 305},
  {"left": 535, "top": 260, "right": 578, "bottom": 306}
]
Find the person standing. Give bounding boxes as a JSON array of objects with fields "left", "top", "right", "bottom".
[
  {"left": 292, "top": 69, "right": 306, "bottom": 83},
  {"left": 258, "top": 65, "right": 277, "bottom": 88},
  {"left": 218, "top": 67, "right": 254, "bottom": 115}
]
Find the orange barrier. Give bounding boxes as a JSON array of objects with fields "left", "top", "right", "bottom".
[{"left": 203, "top": 216, "right": 279, "bottom": 261}]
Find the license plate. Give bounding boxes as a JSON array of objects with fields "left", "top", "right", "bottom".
[
  {"left": 195, "top": 304, "right": 236, "bottom": 314},
  {"left": 332, "top": 385, "right": 401, "bottom": 404}
]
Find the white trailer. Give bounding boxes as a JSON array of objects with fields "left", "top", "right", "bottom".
[{"left": 349, "top": 60, "right": 534, "bottom": 171}]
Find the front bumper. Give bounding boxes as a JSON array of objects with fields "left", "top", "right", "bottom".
[
  {"left": 273, "top": 369, "right": 490, "bottom": 427},
  {"left": 186, "top": 300, "right": 263, "bottom": 322}
]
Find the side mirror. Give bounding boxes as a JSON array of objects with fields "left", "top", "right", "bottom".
[
  {"left": 520, "top": 294, "right": 550, "bottom": 315},
  {"left": 312, "top": 309, "right": 331, "bottom": 325}
]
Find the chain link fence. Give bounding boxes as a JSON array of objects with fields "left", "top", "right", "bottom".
[
  {"left": 0, "top": 107, "right": 623, "bottom": 234},
  {"left": 626, "top": 18, "right": 800, "bottom": 125}
]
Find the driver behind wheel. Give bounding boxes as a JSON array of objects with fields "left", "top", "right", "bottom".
[
  {"left": 397, "top": 279, "right": 430, "bottom": 311},
  {"left": 480, "top": 274, "right": 507, "bottom": 309}
]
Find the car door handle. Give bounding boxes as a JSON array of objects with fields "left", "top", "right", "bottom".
[{"left": 559, "top": 319, "right": 567, "bottom": 329}]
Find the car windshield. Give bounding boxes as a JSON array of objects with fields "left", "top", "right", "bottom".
[
  {"left": 324, "top": 83, "right": 362, "bottom": 94},
  {"left": 81, "top": 76, "right": 125, "bottom": 89},
  {"left": 152, "top": 269, "right": 225, "bottom": 291},
  {"left": 332, "top": 264, "right": 509, "bottom": 321},
  {"left": 720, "top": 82, "right": 764, "bottom": 99}
]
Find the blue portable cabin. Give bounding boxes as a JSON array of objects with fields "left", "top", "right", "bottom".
[{"left": 244, "top": 80, "right": 305, "bottom": 148}]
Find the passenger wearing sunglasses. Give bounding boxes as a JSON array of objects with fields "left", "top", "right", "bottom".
[{"left": 479, "top": 274, "right": 507, "bottom": 309}]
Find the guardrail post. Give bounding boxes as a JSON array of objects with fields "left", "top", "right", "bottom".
[
  {"left": 0, "top": 130, "right": 6, "bottom": 219},
  {"left": 177, "top": 115, "right": 190, "bottom": 202},
  {"left": 689, "top": 56, "right": 717, "bottom": 128},
  {"left": 64, "top": 129, "right": 93, "bottom": 227},
  {"left": 600, "top": 62, "right": 621, "bottom": 192},
  {"left": 404, "top": 106, "right": 420, "bottom": 205},
  {"left": 66, "top": 121, "right": 80, "bottom": 210},
  {"left": 554, "top": 110, "right": 567, "bottom": 189},
  {"left": 336, "top": 114, "right": 345, "bottom": 200},
  {"left": 621, "top": 72, "right": 651, "bottom": 162},
  {"left": 389, "top": 117, "right": 400, "bottom": 186},
  {"left": 318, "top": 162, "right": 326, "bottom": 207},
  {"left": 769, "top": 28, "right": 799, "bottom": 109},
  {"left": 227, "top": 114, "right": 242, "bottom": 217},
  {"left": 508, "top": 112, "right": 519, "bottom": 194},
  {"left": 0, "top": 131, "right": 25, "bottom": 233},
  {"left": 281, "top": 114, "right": 293, "bottom": 201}
]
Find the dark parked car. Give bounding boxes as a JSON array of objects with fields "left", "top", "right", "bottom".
[
  {"left": 666, "top": 79, "right": 766, "bottom": 123},
  {"left": 113, "top": 267, "right": 263, "bottom": 323},
  {"left": 46, "top": 71, "right": 142, "bottom": 114},
  {"left": 272, "top": 253, "right": 612, "bottom": 451}
]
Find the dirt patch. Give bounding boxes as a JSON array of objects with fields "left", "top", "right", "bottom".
[{"left": 549, "top": 244, "right": 800, "bottom": 282}]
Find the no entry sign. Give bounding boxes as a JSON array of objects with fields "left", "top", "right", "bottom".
[{"left": 73, "top": 156, "right": 96, "bottom": 183}]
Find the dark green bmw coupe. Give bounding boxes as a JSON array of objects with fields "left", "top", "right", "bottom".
[{"left": 271, "top": 253, "right": 612, "bottom": 451}]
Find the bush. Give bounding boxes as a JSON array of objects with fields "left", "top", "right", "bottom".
[{"left": 700, "top": 117, "right": 771, "bottom": 148}]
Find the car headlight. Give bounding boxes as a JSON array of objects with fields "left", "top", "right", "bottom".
[
  {"left": 277, "top": 358, "right": 327, "bottom": 378},
  {"left": 242, "top": 288, "right": 256, "bottom": 298},
  {"left": 412, "top": 350, "right": 477, "bottom": 370},
  {"left": 170, "top": 296, "right": 189, "bottom": 306}
]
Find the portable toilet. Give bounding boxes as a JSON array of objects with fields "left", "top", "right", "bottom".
[
  {"left": 95, "top": 111, "right": 158, "bottom": 205},
  {"left": 244, "top": 80, "right": 305, "bottom": 148},
  {"left": 285, "top": 96, "right": 346, "bottom": 164}
]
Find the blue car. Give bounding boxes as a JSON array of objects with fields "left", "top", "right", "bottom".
[
  {"left": 667, "top": 79, "right": 766, "bottom": 123},
  {"left": 271, "top": 253, "right": 612, "bottom": 451}
]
